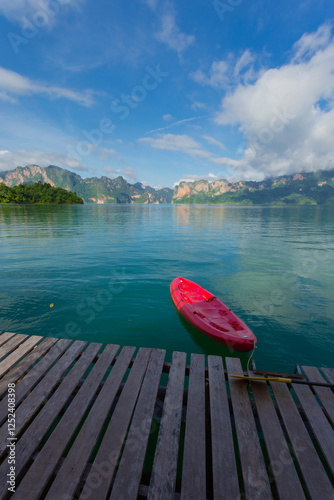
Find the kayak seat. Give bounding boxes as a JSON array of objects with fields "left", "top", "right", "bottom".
[
  {"left": 209, "top": 321, "right": 229, "bottom": 333},
  {"left": 193, "top": 311, "right": 205, "bottom": 319},
  {"left": 229, "top": 320, "right": 244, "bottom": 331},
  {"left": 203, "top": 293, "right": 215, "bottom": 302}
]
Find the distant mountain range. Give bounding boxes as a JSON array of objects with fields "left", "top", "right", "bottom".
[
  {"left": 0, "top": 165, "right": 334, "bottom": 205},
  {"left": 173, "top": 170, "right": 334, "bottom": 205},
  {"left": 0, "top": 165, "right": 173, "bottom": 204}
]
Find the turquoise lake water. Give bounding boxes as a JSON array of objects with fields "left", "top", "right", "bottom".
[{"left": 0, "top": 204, "right": 333, "bottom": 372}]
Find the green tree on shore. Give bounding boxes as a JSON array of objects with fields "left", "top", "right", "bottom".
[{"left": 0, "top": 181, "right": 84, "bottom": 204}]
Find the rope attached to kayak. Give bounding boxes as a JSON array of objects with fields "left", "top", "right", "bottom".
[{"left": 246, "top": 341, "right": 257, "bottom": 373}]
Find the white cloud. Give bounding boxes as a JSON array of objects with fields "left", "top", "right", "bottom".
[
  {"left": 0, "top": 66, "right": 94, "bottom": 106},
  {"left": 191, "top": 61, "right": 229, "bottom": 89},
  {"left": 202, "top": 135, "right": 225, "bottom": 150},
  {"left": 190, "top": 101, "right": 206, "bottom": 111},
  {"left": 211, "top": 149, "right": 265, "bottom": 181},
  {"left": 0, "top": 111, "right": 120, "bottom": 177},
  {"left": 0, "top": 0, "right": 79, "bottom": 26},
  {"left": 174, "top": 172, "right": 218, "bottom": 185},
  {"left": 122, "top": 167, "right": 138, "bottom": 182},
  {"left": 163, "top": 113, "right": 173, "bottom": 121},
  {"left": 104, "top": 165, "right": 138, "bottom": 182},
  {"left": 234, "top": 49, "right": 255, "bottom": 80},
  {"left": 139, "top": 133, "right": 212, "bottom": 159},
  {"left": 0, "top": 149, "right": 88, "bottom": 172},
  {"left": 145, "top": 115, "right": 206, "bottom": 135},
  {"left": 293, "top": 23, "right": 332, "bottom": 61},
  {"left": 190, "top": 50, "right": 256, "bottom": 89},
  {"left": 104, "top": 166, "right": 119, "bottom": 174},
  {"left": 98, "top": 148, "right": 116, "bottom": 161},
  {"left": 155, "top": 13, "right": 195, "bottom": 55},
  {"left": 145, "top": 116, "right": 207, "bottom": 135},
  {"left": 0, "top": 91, "right": 17, "bottom": 104},
  {"left": 212, "top": 24, "right": 334, "bottom": 179},
  {"left": 141, "top": 0, "right": 157, "bottom": 10}
]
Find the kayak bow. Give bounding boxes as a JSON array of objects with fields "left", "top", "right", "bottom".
[{"left": 170, "top": 277, "right": 257, "bottom": 352}]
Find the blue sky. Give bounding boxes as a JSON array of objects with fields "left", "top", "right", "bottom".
[{"left": 0, "top": 0, "right": 333, "bottom": 187}]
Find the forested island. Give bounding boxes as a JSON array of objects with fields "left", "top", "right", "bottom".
[{"left": 0, "top": 181, "right": 84, "bottom": 204}]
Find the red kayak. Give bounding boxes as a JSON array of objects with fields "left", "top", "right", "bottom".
[{"left": 170, "top": 277, "right": 257, "bottom": 352}]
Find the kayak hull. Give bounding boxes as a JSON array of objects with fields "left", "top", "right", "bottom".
[{"left": 170, "top": 277, "right": 257, "bottom": 352}]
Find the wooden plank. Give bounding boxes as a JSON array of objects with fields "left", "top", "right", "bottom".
[
  {"left": 44, "top": 345, "right": 136, "bottom": 500},
  {"left": 321, "top": 367, "right": 334, "bottom": 385},
  {"left": 270, "top": 380, "right": 334, "bottom": 499},
  {"left": 226, "top": 357, "right": 272, "bottom": 500},
  {"left": 302, "top": 366, "right": 334, "bottom": 423},
  {"left": 109, "top": 349, "right": 166, "bottom": 500},
  {"left": 0, "top": 332, "right": 16, "bottom": 348},
  {"left": 207, "top": 356, "right": 240, "bottom": 500},
  {"left": 180, "top": 353, "right": 206, "bottom": 500},
  {"left": 292, "top": 381, "right": 334, "bottom": 475},
  {"left": 0, "top": 342, "right": 103, "bottom": 499},
  {"left": 0, "top": 340, "right": 86, "bottom": 456},
  {"left": 0, "top": 338, "right": 72, "bottom": 426},
  {"left": 249, "top": 373, "right": 306, "bottom": 500},
  {"left": 0, "top": 337, "right": 58, "bottom": 398},
  {"left": 0, "top": 334, "right": 28, "bottom": 362},
  {"left": 0, "top": 335, "right": 42, "bottom": 378},
  {"left": 148, "top": 351, "right": 187, "bottom": 500},
  {"left": 79, "top": 347, "right": 152, "bottom": 500},
  {"left": 14, "top": 343, "right": 120, "bottom": 500}
]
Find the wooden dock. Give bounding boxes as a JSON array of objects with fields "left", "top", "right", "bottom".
[{"left": 0, "top": 332, "right": 333, "bottom": 500}]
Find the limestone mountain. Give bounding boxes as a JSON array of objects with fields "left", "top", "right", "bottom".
[
  {"left": 0, "top": 165, "right": 173, "bottom": 204},
  {"left": 172, "top": 170, "right": 334, "bottom": 205}
]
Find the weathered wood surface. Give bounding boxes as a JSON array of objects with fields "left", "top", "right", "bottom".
[
  {"left": 0, "top": 342, "right": 103, "bottom": 498},
  {"left": 226, "top": 357, "right": 273, "bottom": 500},
  {"left": 301, "top": 366, "right": 334, "bottom": 423},
  {"left": 292, "top": 379, "right": 334, "bottom": 476},
  {"left": 248, "top": 371, "right": 306, "bottom": 500},
  {"left": 109, "top": 349, "right": 166, "bottom": 500},
  {"left": 13, "top": 343, "right": 119, "bottom": 500},
  {"left": 0, "top": 338, "right": 72, "bottom": 429},
  {"left": 80, "top": 347, "right": 152, "bottom": 500},
  {"left": 148, "top": 351, "right": 186, "bottom": 500},
  {"left": 0, "top": 336, "right": 57, "bottom": 398},
  {"left": 270, "top": 379, "right": 334, "bottom": 499},
  {"left": 45, "top": 345, "right": 134, "bottom": 500},
  {"left": 0, "top": 333, "right": 332, "bottom": 500},
  {"left": 0, "top": 334, "right": 28, "bottom": 363},
  {"left": 180, "top": 353, "right": 206, "bottom": 500},
  {"left": 0, "top": 333, "right": 16, "bottom": 348},
  {"left": 208, "top": 355, "right": 240, "bottom": 500},
  {"left": 0, "top": 336, "right": 42, "bottom": 379},
  {"left": 321, "top": 367, "right": 334, "bottom": 385},
  {"left": 0, "top": 339, "right": 86, "bottom": 457}
]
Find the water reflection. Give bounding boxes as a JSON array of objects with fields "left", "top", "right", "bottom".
[
  {"left": 0, "top": 205, "right": 86, "bottom": 239},
  {"left": 0, "top": 204, "right": 333, "bottom": 371},
  {"left": 173, "top": 305, "right": 250, "bottom": 368}
]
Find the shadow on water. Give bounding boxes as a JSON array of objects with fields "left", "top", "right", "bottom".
[{"left": 171, "top": 299, "right": 252, "bottom": 370}]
